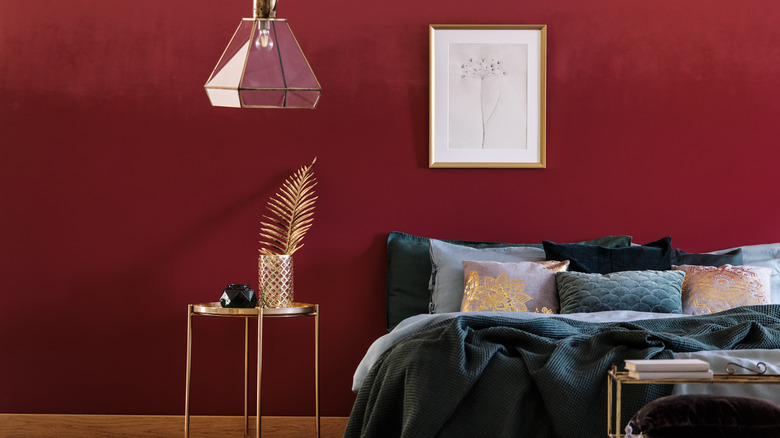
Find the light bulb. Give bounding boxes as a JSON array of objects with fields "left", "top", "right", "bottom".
[{"left": 255, "top": 29, "right": 273, "bottom": 50}]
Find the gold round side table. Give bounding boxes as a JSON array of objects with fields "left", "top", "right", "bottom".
[{"left": 184, "top": 302, "right": 319, "bottom": 438}]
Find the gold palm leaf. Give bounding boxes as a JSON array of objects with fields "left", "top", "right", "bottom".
[{"left": 259, "top": 158, "right": 317, "bottom": 256}]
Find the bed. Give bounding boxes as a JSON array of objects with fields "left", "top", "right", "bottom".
[{"left": 345, "top": 232, "right": 780, "bottom": 438}]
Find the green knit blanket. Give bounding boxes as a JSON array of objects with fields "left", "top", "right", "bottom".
[{"left": 345, "top": 305, "right": 780, "bottom": 438}]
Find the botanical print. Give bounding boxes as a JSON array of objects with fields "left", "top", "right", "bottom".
[
  {"left": 448, "top": 43, "right": 528, "bottom": 150},
  {"left": 460, "top": 58, "right": 506, "bottom": 148}
]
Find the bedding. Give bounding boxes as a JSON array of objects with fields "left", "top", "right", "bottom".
[
  {"left": 461, "top": 260, "right": 569, "bottom": 313},
  {"left": 673, "top": 264, "right": 772, "bottom": 315},
  {"left": 346, "top": 306, "right": 780, "bottom": 438},
  {"left": 672, "top": 349, "right": 780, "bottom": 404},
  {"left": 352, "top": 309, "right": 691, "bottom": 392},
  {"left": 670, "top": 247, "right": 743, "bottom": 266},
  {"left": 352, "top": 233, "right": 780, "bottom": 438},
  {"left": 701, "top": 243, "right": 780, "bottom": 305},
  {"left": 555, "top": 270, "right": 685, "bottom": 314},
  {"left": 385, "top": 232, "right": 633, "bottom": 331},
  {"left": 430, "top": 239, "right": 547, "bottom": 313},
  {"left": 542, "top": 236, "right": 672, "bottom": 274}
]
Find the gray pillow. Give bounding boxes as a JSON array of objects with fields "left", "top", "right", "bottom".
[
  {"left": 730, "top": 243, "right": 780, "bottom": 305},
  {"left": 429, "top": 239, "right": 546, "bottom": 313},
  {"left": 556, "top": 270, "right": 685, "bottom": 314}
]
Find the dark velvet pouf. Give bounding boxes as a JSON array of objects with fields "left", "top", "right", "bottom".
[{"left": 626, "top": 394, "right": 780, "bottom": 438}]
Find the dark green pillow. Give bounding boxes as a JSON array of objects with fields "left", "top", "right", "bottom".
[
  {"left": 556, "top": 270, "right": 684, "bottom": 314},
  {"left": 543, "top": 237, "right": 672, "bottom": 274},
  {"left": 670, "top": 248, "right": 743, "bottom": 266},
  {"left": 385, "top": 232, "right": 633, "bottom": 331}
]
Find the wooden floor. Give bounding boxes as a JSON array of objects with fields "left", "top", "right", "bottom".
[{"left": 0, "top": 415, "right": 349, "bottom": 438}]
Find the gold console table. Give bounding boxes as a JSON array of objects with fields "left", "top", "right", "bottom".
[
  {"left": 607, "top": 365, "right": 780, "bottom": 438},
  {"left": 184, "top": 302, "right": 319, "bottom": 438}
]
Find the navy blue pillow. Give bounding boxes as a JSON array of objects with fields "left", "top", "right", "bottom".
[
  {"left": 543, "top": 237, "right": 672, "bottom": 274},
  {"left": 556, "top": 270, "right": 684, "bottom": 314},
  {"left": 670, "top": 248, "right": 743, "bottom": 266}
]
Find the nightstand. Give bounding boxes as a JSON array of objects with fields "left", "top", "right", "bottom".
[
  {"left": 607, "top": 365, "right": 780, "bottom": 438},
  {"left": 184, "top": 302, "right": 319, "bottom": 438}
]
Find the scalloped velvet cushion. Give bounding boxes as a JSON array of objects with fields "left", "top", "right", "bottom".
[
  {"left": 543, "top": 237, "right": 672, "bottom": 274},
  {"left": 672, "top": 264, "right": 772, "bottom": 315},
  {"left": 556, "top": 270, "right": 684, "bottom": 314},
  {"left": 626, "top": 394, "right": 780, "bottom": 438},
  {"left": 461, "top": 260, "right": 570, "bottom": 314}
]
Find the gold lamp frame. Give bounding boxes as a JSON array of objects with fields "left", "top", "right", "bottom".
[{"left": 205, "top": 0, "right": 321, "bottom": 109}]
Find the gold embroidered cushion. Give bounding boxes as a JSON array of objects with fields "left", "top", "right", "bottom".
[
  {"left": 461, "top": 260, "right": 569, "bottom": 313},
  {"left": 672, "top": 264, "right": 772, "bottom": 315}
]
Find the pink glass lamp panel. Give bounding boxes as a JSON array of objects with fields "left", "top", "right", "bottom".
[
  {"left": 210, "top": 21, "right": 254, "bottom": 84},
  {"left": 271, "top": 22, "right": 319, "bottom": 89},
  {"left": 241, "top": 89, "right": 287, "bottom": 107}
]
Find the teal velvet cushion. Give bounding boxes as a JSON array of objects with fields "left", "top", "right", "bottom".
[
  {"left": 543, "top": 237, "right": 672, "bottom": 274},
  {"left": 385, "top": 232, "right": 633, "bottom": 331},
  {"left": 670, "top": 248, "right": 743, "bottom": 266},
  {"left": 556, "top": 270, "right": 684, "bottom": 314}
]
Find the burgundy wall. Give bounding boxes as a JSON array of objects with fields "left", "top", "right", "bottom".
[{"left": 2, "top": 0, "right": 780, "bottom": 417}]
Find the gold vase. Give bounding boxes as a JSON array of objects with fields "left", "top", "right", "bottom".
[{"left": 258, "top": 254, "right": 294, "bottom": 308}]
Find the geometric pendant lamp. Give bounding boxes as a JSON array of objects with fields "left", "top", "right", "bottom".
[{"left": 205, "top": 0, "right": 321, "bottom": 109}]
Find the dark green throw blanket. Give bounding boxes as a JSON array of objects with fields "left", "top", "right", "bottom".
[{"left": 345, "top": 305, "right": 780, "bottom": 438}]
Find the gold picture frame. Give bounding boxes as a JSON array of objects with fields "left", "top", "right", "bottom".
[{"left": 429, "top": 24, "right": 547, "bottom": 168}]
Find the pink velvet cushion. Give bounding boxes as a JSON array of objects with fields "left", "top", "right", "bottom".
[
  {"left": 461, "top": 260, "right": 569, "bottom": 313},
  {"left": 672, "top": 264, "right": 771, "bottom": 315}
]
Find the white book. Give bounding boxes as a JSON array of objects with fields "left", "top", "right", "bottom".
[
  {"left": 627, "top": 370, "right": 714, "bottom": 380},
  {"left": 624, "top": 359, "right": 710, "bottom": 372}
]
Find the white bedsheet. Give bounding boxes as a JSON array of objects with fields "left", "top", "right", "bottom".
[
  {"left": 672, "top": 349, "right": 780, "bottom": 403},
  {"left": 352, "top": 310, "right": 689, "bottom": 392}
]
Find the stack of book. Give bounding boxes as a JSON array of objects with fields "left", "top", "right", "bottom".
[{"left": 624, "top": 358, "right": 713, "bottom": 380}]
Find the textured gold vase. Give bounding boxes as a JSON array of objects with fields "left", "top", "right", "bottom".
[{"left": 258, "top": 254, "right": 294, "bottom": 308}]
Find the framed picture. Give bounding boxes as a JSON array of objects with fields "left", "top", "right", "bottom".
[{"left": 429, "top": 24, "right": 547, "bottom": 168}]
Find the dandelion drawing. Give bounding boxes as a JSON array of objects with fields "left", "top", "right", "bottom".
[{"left": 461, "top": 57, "right": 507, "bottom": 148}]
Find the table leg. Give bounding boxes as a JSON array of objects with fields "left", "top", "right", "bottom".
[
  {"left": 615, "top": 381, "right": 622, "bottom": 438},
  {"left": 184, "top": 305, "right": 193, "bottom": 438},
  {"left": 315, "top": 305, "right": 320, "bottom": 438},
  {"left": 607, "top": 371, "right": 612, "bottom": 437},
  {"left": 244, "top": 316, "right": 249, "bottom": 435},
  {"left": 257, "top": 309, "right": 263, "bottom": 438}
]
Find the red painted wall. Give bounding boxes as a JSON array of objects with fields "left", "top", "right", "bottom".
[{"left": 2, "top": 0, "right": 780, "bottom": 417}]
